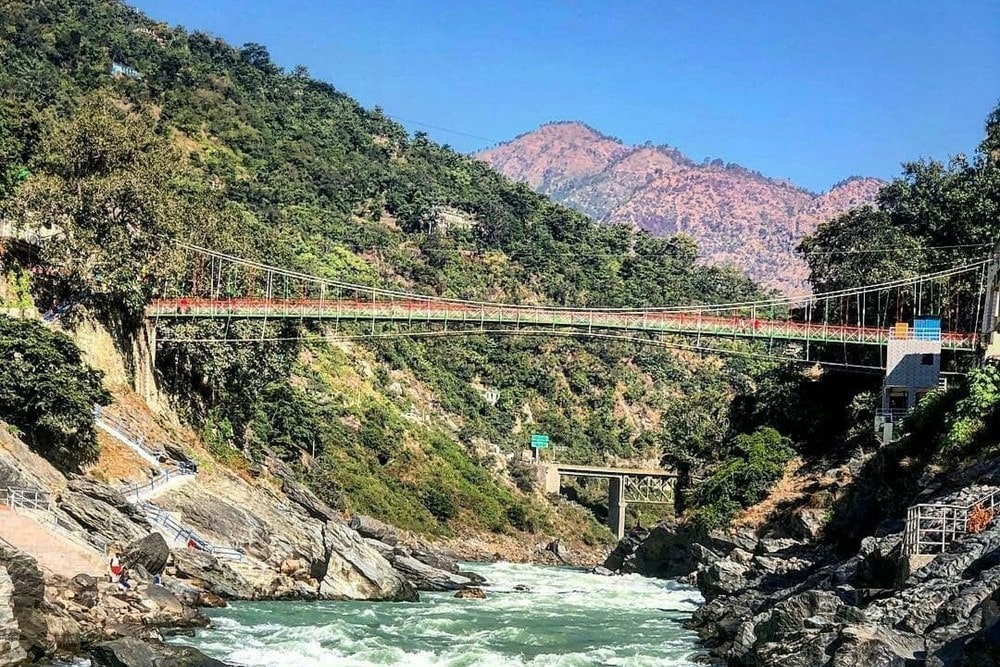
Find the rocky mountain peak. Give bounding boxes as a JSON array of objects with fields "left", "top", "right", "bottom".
[{"left": 479, "top": 124, "right": 883, "bottom": 293}]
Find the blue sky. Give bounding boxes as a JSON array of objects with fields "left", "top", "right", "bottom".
[{"left": 132, "top": 0, "right": 998, "bottom": 192}]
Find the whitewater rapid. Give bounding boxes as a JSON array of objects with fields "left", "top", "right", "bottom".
[{"left": 177, "top": 561, "right": 705, "bottom": 666}]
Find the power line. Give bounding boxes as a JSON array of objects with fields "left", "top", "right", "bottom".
[{"left": 385, "top": 114, "right": 499, "bottom": 145}]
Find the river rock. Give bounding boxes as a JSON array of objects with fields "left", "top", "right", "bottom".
[
  {"left": 545, "top": 539, "right": 571, "bottom": 564},
  {"left": 90, "top": 637, "right": 231, "bottom": 666},
  {"left": 319, "top": 521, "right": 417, "bottom": 601},
  {"left": 170, "top": 549, "right": 256, "bottom": 600},
  {"left": 591, "top": 566, "right": 615, "bottom": 577},
  {"left": 390, "top": 554, "right": 475, "bottom": 591},
  {"left": 697, "top": 558, "right": 749, "bottom": 600},
  {"left": 349, "top": 515, "right": 400, "bottom": 546},
  {"left": 0, "top": 545, "right": 49, "bottom": 664},
  {"left": 604, "top": 524, "right": 709, "bottom": 577},
  {"left": 410, "top": 545, "right": 461, "bottom": 574},
  {"left": 454, "top": 587, "right": 486, "bottom": 600},
  {"left": 123, "top": 533, "right": 170, "bottom": 577}
]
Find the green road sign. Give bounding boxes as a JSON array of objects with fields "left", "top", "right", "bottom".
[{"left": 530, "top": 433, "right": 549, "bottom": 448}]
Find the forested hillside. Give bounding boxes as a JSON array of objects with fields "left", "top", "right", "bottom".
[
  {"left": 1, "top": 0, "right": 996, "bottom": 545},
  {"left": 0, "top": 0, "right": 784, "bottom": 540}
]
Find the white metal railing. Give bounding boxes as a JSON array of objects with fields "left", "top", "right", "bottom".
[
  {"left": 139, "top": 502, "right": 245, "bottom": 562},
  {"left": 903, "top": 488, "right": 1000, "bottom": 555},
  {"left": 93, "top": 406, "right": 168, "bottom": 464},
  {"left": 1, "top": 486, "right": 108, "bottom": 553},
  {"left": 1, "top": 487, "right": 50, "bottom": 511},
  {"left": 119, "top": 464, "right": 196, "bottom": 501},
  {"left": 876, "top": 408, "right": 909, "bottom": 423}
]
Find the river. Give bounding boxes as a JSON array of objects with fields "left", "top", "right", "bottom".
[{"left": 176, "top": 562, "right": 704, "bottom": 666}]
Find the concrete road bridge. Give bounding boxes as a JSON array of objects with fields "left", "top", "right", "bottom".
[{"left": 538, "top": 463, "right": 676, "bottom": 539}]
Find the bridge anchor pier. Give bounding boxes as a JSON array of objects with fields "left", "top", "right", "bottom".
[{"left": 608, "top": 476, "right": 626, "bottom": 540}]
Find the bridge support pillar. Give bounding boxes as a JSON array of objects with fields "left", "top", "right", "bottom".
[
  {"left": 539, "top": 464, "right": 561, "bottom": 495},
  {"left": 608, "top": 475, "right": 626, "bottom": 540}
]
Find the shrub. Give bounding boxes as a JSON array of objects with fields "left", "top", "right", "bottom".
[{"left": 0, "top": 316, "right": 109, "bottom": 471}]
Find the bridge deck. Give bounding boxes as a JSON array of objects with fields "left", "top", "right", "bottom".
[
  {"left": 147, "top": 298, "right": 980, "bottom": 350},
  {"left": 548, "top": 463, "right": 676, "bottom": 478}
]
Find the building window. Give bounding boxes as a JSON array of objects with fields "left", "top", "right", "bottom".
[{"left": 921, "top": 353, "right": 934, "bottom": 365}]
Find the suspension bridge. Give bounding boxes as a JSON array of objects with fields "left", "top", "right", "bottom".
[{"left": 146, "top": 241, "right": 1000, "bottom": 365}]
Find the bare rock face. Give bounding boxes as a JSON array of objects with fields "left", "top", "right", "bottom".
[
  {"left": 0, "top": 545, "right": 49, "bottom": 664},
  {"left": 389, "top": 554, "right": 475, "bottom": 592},
  {"left": 170, "top": 549, "right": 256, "bottom": 601},
  {"left": 90, "top": 637, "right": 231, "bottom": 667},
  {"left": 58, "top": 491, "right": 148, "bottom": 547},
  {"left": 319, "top": 522, "right": 417, "bottom": 602},
  {"left": 349, "top": 514, "right": 400, "bottom": 546}
]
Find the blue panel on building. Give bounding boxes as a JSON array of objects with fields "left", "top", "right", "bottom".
[{"left": 913, "top": 316, "right": 942, "bottom": 341}]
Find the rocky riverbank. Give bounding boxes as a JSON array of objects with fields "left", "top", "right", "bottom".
[
  {"left": 0, "top": 420, "right": 521, "bottom": 666},
  {"left": 602, "top": 463, "right": 1000, "bottom": 665}
]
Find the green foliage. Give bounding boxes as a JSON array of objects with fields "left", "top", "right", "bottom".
[
  {"left": 799, "top": 105, "right": 999, "bottom": 332},
  {"left": 689, "top": 427, "right": 794, "bottom": 530},
  {"left": 904, "top": 362, "right": 1000, "bottom": 462},
  {"left": 4, "top": 95, "right": 185, "bottom": 322},
  {"left": 0, "top": 316, "right": 109, "bottom": 470},
  {"left": 0, "top": 266, "right": 33, "bottom": 309}
]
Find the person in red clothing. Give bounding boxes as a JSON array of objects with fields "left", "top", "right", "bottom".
[{"left": 108, "top": 552, "right": 123, "bottom": 583}]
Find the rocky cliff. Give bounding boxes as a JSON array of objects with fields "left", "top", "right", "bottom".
[
  {"left": 478, "top": 122, "right": 882, "bottom": 293},
  {"left": 601, "top": 461, "right": 1000, "bottom": 665},
  {"left": 0, "top": 417, "right": 492, "bottom": 665}
]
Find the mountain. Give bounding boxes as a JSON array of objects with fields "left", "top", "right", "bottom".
[{"left": 478, "top": 122, "right": 884, "bottom": 293}]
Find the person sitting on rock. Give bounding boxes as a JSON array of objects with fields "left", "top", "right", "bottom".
[
  {"left": 117, "top": 567, "right": 131, "bottom": 591},
  {"left": 108, "top": 553, "right": 123, "bottom": 583}
]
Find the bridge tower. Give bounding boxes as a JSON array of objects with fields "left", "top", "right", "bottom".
[{"left": 983, "top": 243, "right": 1000, "bottom": 359}]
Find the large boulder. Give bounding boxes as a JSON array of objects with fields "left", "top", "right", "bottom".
[
  {"left": 170, "top": 549, "right": 256, "bottom": 600},
  {"left": 348, "top": 515, "right": 400, "bottom": 546},
  {"left": 390, "top": 554, "right": 475, "bottom": 591},
  {"left": 697, "top": 558, "right": 749, "bottom": 600},
  {"left": 0, "top": 545, "right": 49, "bottom": 664},
  {"left": 90, "top": 637, "right": 231, "bottom": 666},
  {"left": 123, "top": 534, "right": 171, "bottom": 577},
  {"left": 319, "top": 521, "right": 416, "bottom": 601}
]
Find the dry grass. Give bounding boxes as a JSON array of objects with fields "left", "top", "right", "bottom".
[
  {"left": 89, "top": 433, "right": 150, "bottom": 482},
  {"left": 733, "top": 457, "right": 814, "bottom": 530}
]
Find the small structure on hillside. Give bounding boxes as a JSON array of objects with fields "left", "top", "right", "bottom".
[
  {"left": 876, "top": 316, "right": 942, "bottom": 443},
  {"left": 110, "top": 62, "right": 141, "bottom": 80}
]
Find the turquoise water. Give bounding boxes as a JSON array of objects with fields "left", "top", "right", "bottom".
[{"left": 179, "top": 562, "right": 704, "bottom": 666}]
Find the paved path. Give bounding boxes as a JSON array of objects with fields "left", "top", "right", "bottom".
[{"left": 0, "top": 509, "right": 105, "bottom": 576}]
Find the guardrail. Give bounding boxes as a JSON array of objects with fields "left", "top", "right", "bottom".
[
  {"left": 1, "top": 486, "right": 108, "bottom": 553},
  {"left": 1, "top": 487, "right": 50, "bottom": 511},
  {"left": 903, "top": 488, "right": 1000, "bottom": 555},
  {"left": 93, "top": 406, "right": 168, "bottom": 463},
  {"left": 139, "top": 502, "right": 245, "bottom": 562},
  {"left": 876, "top": 408, "right": 910, "bottom": 423},
  {"left": 120, "top": 464, "right": 196, "bottom": 501}
]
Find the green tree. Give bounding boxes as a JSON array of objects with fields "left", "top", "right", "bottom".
[
  {"left": 0, "top": 316, "right": 110, "bottom": 471},
  {"left": 4, "top": 94, "right": 183, "bottom": 321}
]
